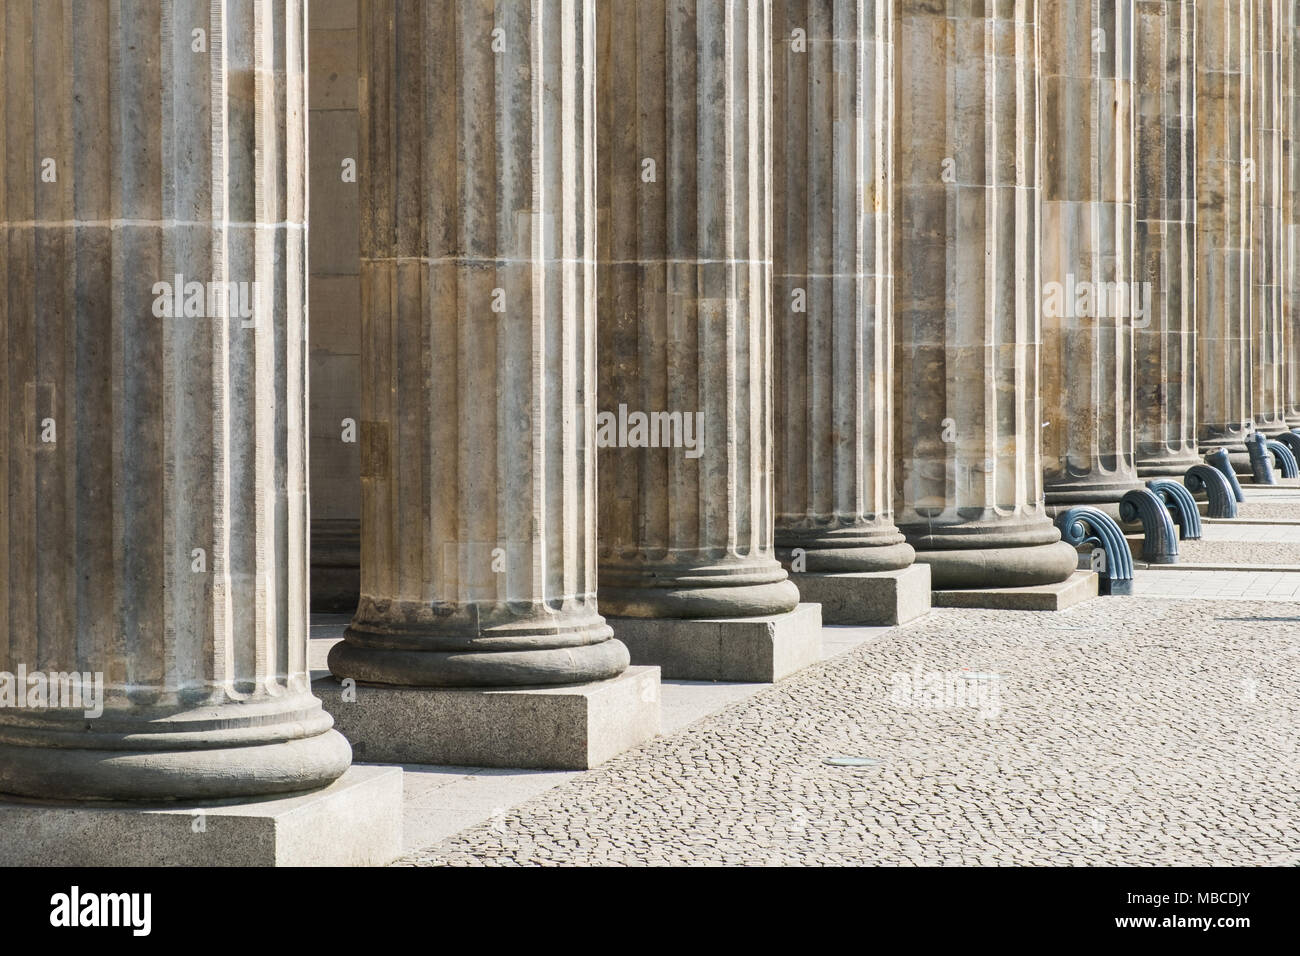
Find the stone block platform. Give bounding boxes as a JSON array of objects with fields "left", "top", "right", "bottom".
[{"left": 609, "top": 603, "right": 823, "bottom": 681}]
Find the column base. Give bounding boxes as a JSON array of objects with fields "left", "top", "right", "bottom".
[
  {"left": 608, "top": 603, "right": 822, "bottom": 681},
  {"left": 774, "top": 528, "right": 915, "bottom": 573},
  {"left": 787, "top": 565, "right": 931, "bottom": 625},
  {"left": 1044, "top": 479, "right": 1146, "bottom": 518},
  {"left": 932, "top": 570, "right": 1099, "bottom": 611},
  {"left": 1255, "top": 416, "right": 1290, "bottom": 436},
  {"left": 0, "top": 765, "right": 402, "bottom": 867},
  {"left": 598, "top": 564, "right": 802, "bottom": 619},
  {"left": 1136, "top": 455, "right": 1203, "bottom": 478},
  {"left": 331, "top": 605, "right": 630, "bottom": 687},
  {"left": 314, "top": 667, "right": 660, "bottom": 770},
  {"left": 0, "top": 697, "right": 353, "bottom": 802},
  {"left": 911, "top": 538, "right": 1078, "bottom": 590}
]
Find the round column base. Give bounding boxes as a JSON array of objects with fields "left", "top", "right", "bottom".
[
  {"left": 914, "top": 540, "right": 1079, "bottom": 590},
  {"left": 333, "top": 604, "right": 628, "bottom": 687},
  {"left": 901, "top": 519, "right": 1078, "bottom": 590},
  {"left": 774, "top": 525, "right": 915, "bottom": 573},
  {"left": 1136, "top": 454, "right": 1203, "bottom": 479},
  {"left": 1254, "top": 415, "right": 1290, "bottom": 436},
  {"left": 776, "top": 541, "right": 916, "bottom": 573},
  {"left": 0, "top": 695, "right": 351, "bottom": 803},
  {"left": 598, "top": 559, "right": 801, "bottom": 619},
  {"left": 1044, "top": 478, "right": 1146, "bottom": 513}
]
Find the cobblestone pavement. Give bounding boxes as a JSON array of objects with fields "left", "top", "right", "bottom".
[{"left": 398, "top": 598, "right": 1300, "bottom": 866}]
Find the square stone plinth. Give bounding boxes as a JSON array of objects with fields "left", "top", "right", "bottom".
[
  {"left": 933, "top": 570, "right": 1099, "bottom": 610},
  {"left": 0, "top": 765, "right": 402, "bottom": 867},
  {"left": 314, "top": 666, "right": 661, "bottom": 770},
  {"left": 608, "top": 603, "right": 823, "bottom": 681},
  {"left": 788, "top": 565, "right": 931, "bottom": 625}
]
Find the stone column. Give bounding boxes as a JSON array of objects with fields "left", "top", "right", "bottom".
[
  {"left": 1134, "top": 0, "right": 1200, "bottom": 477},
  {"left": 0, "top": 1, "right": 351, "bottom": 803},
  {"left": 596, "top": 0, "right": 820, "bottom": 681},
  {"left": 1039, "top": 0, "right": 1142, "bottom": 510},
  {"left": 322, "top": 0, "right": 657, "bottom": 768},
  {"left": 770, "top": 0, "right": 930, "bottom": 625},
  {"left": 1286, "top": 0, "right": 1300, "bottom": 426},
  {"left": 894, "top": 1, "right": 1078, "bottom": 592},
  {"left": 1252, "top": 0, "right": 1287, "bottom": 434},
  {"left": 1196, "top": 0, "right": 1254, "bottom": 465}
]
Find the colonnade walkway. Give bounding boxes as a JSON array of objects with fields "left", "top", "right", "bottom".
[
  {"left": 384, "top": 593, "right": 1296, "bottom": 866},
  {"left": 301, "top": 486, "right": 1300, "bottom": 865}
]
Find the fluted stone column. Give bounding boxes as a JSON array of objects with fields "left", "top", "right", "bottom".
[
  {"left": 1197, "top": 0, "right": 1254, "bottom": 465},
  {"left": 597, "top": 0, "right": 820, "bottom": 681},
  {"left": 1040, "top": 0, "right": 1142, "bottom": 510},
  {"left": 1286, "top": 0, "right": 1300, "bottom": 426},
  {"left": 1252, "top": 0, "right": 1287, "bottom": 434},
  {"left": 770, "top": 0, "right": 929, "bottom": 625},
  {"left": 894, "top": 0, "right": 1078, "bottom": 592},
  {"left": 1134, "top": 0, "right": 1200, "bottom": 477},
  {"left": 330, "top": 0, "right": 628, "bottom": 688},
  {"left": 321, "top": 1, "right": 658, "bottom": 767},
  {"left": 0, "top": 1, "right": 351, "bottom": 802}
]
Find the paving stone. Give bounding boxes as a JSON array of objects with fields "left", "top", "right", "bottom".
[{"left": 395, "top": 597, "right": 1299, "bottom": 866}]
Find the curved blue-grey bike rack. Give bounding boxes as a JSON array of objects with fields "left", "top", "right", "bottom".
[
  {"left": 1145, "top": 479, "right": 1203, "bottom": 540},
  {"left": 1056, "top": 506, "right": 1134, "bottom": 596},
  {"left": 1119, "top": 488, "right": 1178, "bottom": 564},
  {"left": 1183, "top": 464, "right": 1239, "bottom": 519},
  {"left": 1247, "top": 433, "right": 1277, "bottom": 484},
  {"left": 1204, "top": 448, "right": 1246, "bottom": 503},
  {"left": 1275, "top": 430, "right": 1300, "bottom": 462},
  {"left": 1266, "top": 439, "right": 1299, "bottom": 478}
]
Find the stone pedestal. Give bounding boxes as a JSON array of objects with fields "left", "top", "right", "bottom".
[
  {"left": 787, "top": 566, "right": 931, "bottom": 627},
  {"left": 1040, "top": 1, "right": 1142, "bottom": 511},
  {"left": 933, "top": 571, "right": 1100, "bottom": 612},
  {"left": 0, "top": 0, "right": 352, "bottom": 808},
  {"left": 326, "top": 1, "right": 656, "bottom": 766},
  {"left": 315, "top": 668, "right": 661, "bottom": 770},
  {"left": 1197, "top": 0, "right": 1255, "bottom": 467},
  {"left": 595, "top": 1, "right": 810, "bottom": 662},
  {"left": 0, "top": 767, "right": 402, "bottom": 868},
  {"left": 1134, "top": 0, "right": 1200, "bottom": 477},
  {"left": 771, "top": 1, "right": 927, "bottom": 625},
  {"left": 610, "top": 605, "right": 823, "bottom": 683},
  {"left": 894, "top": 2, "right": 1077, "bottom": 589}
]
